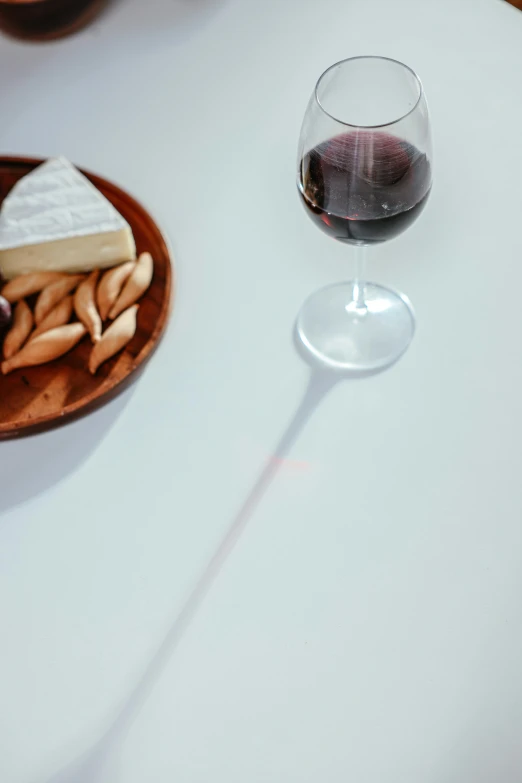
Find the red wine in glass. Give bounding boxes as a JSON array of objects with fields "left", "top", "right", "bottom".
[{"left": 299, "top": 131, "right": 431, "bottom": 245}]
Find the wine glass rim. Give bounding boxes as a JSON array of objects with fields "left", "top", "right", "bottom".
[{"left": 314, "top": 55, "right": 424, "bottom": 129}]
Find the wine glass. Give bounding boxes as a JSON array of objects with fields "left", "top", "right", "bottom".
[{"left": 296, "top": 56, "right": 432, "bottom": 371}]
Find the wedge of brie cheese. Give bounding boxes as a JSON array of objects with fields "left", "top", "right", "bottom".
[{"left": 0, "top": 157, "right": 136, "bottom": 279}]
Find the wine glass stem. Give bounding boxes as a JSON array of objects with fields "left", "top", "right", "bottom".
[{"left": 352, "top": 243, "right": 368, "bottom": 310}]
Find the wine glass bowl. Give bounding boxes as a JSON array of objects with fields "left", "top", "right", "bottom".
[{"left": 296, "top": 56, "right": 432, "bottom": 371}]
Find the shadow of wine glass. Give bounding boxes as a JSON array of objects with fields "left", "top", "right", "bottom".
[{"left": 37, "top": 322, "right": 407, "bottom": 783}]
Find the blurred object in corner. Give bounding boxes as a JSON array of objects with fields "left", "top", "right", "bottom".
[
  {"left": 0, "top": 0, "right": 107, "bottom": 40},
  {"left": 505, "top": 0, "right": 522, "bottom": 9}
]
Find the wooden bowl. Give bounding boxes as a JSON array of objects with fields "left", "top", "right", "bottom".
[
  {"left": 0, "top": 157, "right": 174, "bottom": 439},
  {"left": 0, "top": 0, "right": 107, "bottom": 41}
]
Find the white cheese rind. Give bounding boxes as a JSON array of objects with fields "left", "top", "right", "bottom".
[{"left": 0, "top": 157, "right": 136, "bottom": 278}]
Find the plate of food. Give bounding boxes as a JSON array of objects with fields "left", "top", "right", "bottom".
[{"left": 0, "top": 156, "right": 173, "bottom": 439}]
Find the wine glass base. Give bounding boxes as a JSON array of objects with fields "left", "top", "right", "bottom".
[{"left": 296, "top": 282, "right": 415, "bottom": 372}]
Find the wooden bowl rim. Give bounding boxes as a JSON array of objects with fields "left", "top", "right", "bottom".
[{"left": 0, "top": 0, "right": 54, "bottom": 6}]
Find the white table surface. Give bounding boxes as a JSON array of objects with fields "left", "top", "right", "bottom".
[{"left": 1, "top": 0, "right": 522, "bottom": 780}]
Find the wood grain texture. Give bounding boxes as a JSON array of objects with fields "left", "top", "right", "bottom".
[
  {"left": 0, "top": 0, "right": 107, "bottom": 41},
  {"left": 0, "top": 157, "right": 174, "bottom": 439},
  {"left": 505, "top": 0, "right": 522, "bottom": 9}
]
